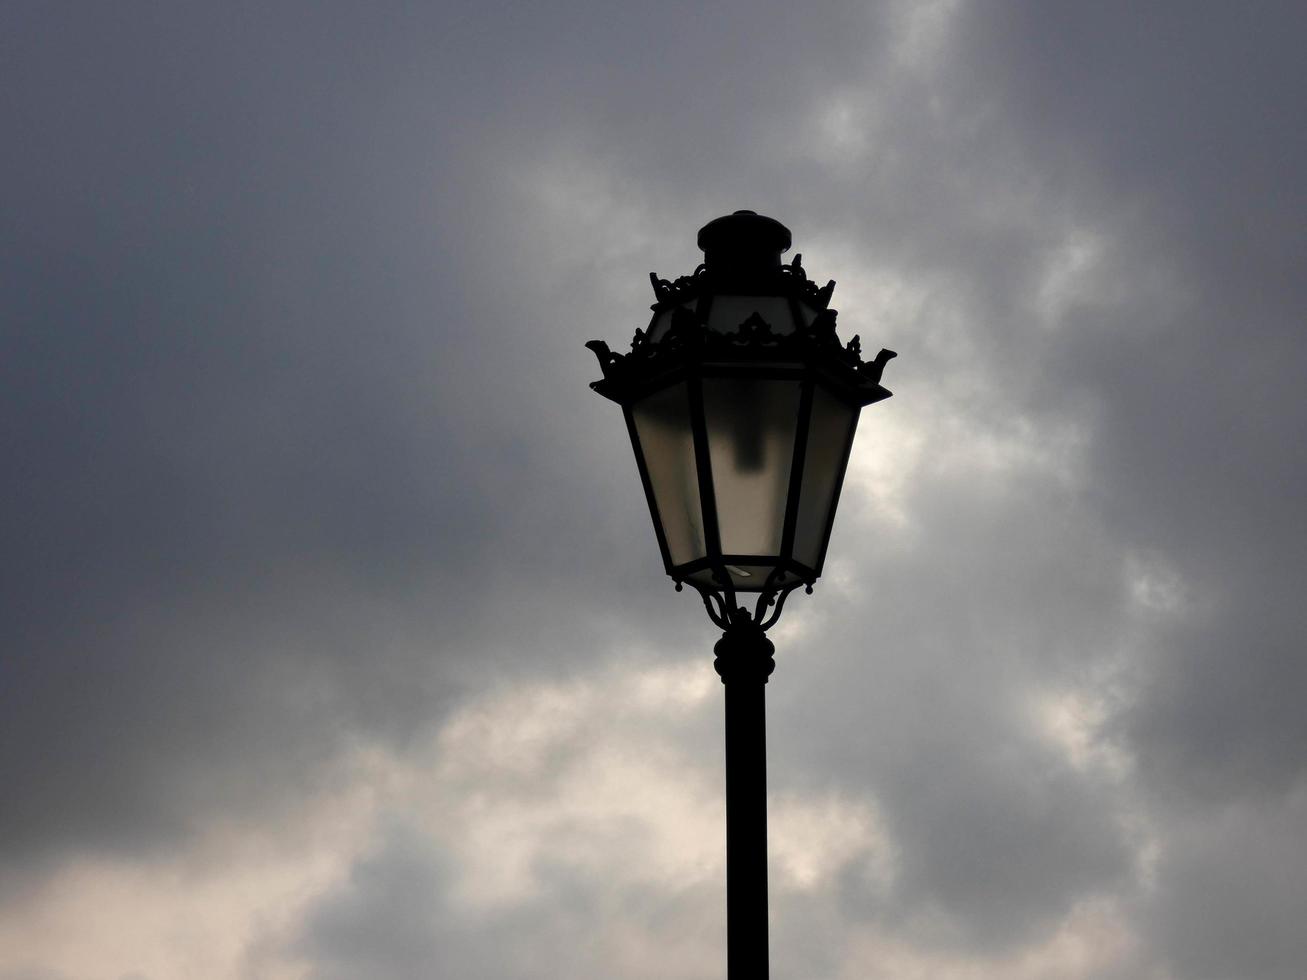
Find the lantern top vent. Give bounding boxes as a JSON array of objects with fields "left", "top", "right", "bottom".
[{"left": 698, "top": 211, "right": 792, "bottom": 289}]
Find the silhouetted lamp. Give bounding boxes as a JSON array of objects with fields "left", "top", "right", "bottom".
[{"left": 586, "top": 211, "right": 895, "bottom": 979}]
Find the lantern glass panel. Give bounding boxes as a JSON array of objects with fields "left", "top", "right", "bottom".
[
  {"left": 793, "top": 384, "right": 858, "bottom": 568},
  {"left": 647, "top": 302, "right": 695, "bottom": 343},
  {"left": 706, "top": 295, "right": 798, "bottom": 335},
  {"left": 648, "top": 310, "right": 669, "bottom": 342},
  {"left": 631, "top": 382, "right": 707, "bottom": 566},
  {"left": 723, "top": 564, "right": 803, "bottom": 589},
  {"left": 701, "top": 376, "right": 802, "bottom": 556},
  {"left": 683, "top": 564, "right": 802, "bottom": 592}
]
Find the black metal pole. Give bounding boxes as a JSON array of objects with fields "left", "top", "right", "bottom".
[{"left": 714, "top": 619, "right": 775, "bottom": 980}]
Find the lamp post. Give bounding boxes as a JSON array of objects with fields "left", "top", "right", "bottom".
[{"left": 586, "top": 211, "right": 895, "bottom": 979}]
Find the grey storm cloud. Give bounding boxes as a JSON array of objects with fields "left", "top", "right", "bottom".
[{"left": 2, "top": 2, "right": 1305, "bottom": 978}]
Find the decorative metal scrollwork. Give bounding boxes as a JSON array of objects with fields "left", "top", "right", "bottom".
[
  {"left": 649, "top": 265, "right": 708, "bottom": 304},
  {"left": 588, "top": 299, "right": 895, "bottom": 405},
  {"left": 685, "top": 574, "right": 805, "bottom": 633}
]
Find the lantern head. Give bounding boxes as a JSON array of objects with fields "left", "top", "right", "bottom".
[{"left": 587, "top": 211, "right": 895, "bottom": 629}]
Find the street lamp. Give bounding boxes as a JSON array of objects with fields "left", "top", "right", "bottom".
[{"left": 586, "top": 211, "right": 895, "bottom": 979}]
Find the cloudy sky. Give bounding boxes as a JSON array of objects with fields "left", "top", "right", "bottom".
[{"left": 3, "top": 2, "right": 1305, "bottom": 978}]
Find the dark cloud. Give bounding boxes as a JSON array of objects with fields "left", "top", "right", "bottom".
[
  {"left": 0, "top": 0, "right": 649, "bottom": 873},
  {"left": 1146, "top": 793, "right": 1307, "bottom": 980},
  {"left": 942, "top": 0, "right": 1307, "bottom": 859}
]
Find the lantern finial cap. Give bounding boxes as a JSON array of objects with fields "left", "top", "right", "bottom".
[{"left": 697, "top": 211, "right": 792, "bottom": 287}]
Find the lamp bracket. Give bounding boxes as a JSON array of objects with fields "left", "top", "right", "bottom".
[{"left": 689, "top": 576, "right": 803, "bottom": 633}]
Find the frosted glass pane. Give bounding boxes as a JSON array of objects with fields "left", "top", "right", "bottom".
[
  {"left": 706, "top": 295, "right": 798, "bottom": 335},
  {"left": 794, "top": 385, "right": 857, "bottom": 568},
  {"left": 702, "top": 377, "right": 800, "bottom": 556},
  {"left": 647, "top": 302, "right": 694, "bottom": 343},
  {"left": 721, "top": 563, "right": 802, "bottom": 590},
  {"left": 632, "top": 383, "right": 706, "bottom": 566},
  {"left": 647, "top": 311, "right": 672, "bottom": 343},
  {"left": 684, "top": 563, "right": 800, "bottom": 592}
]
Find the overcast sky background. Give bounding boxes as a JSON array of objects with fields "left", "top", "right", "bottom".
[{"left": 3, "top": 2, "right": 1305, "bottom": 978}]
